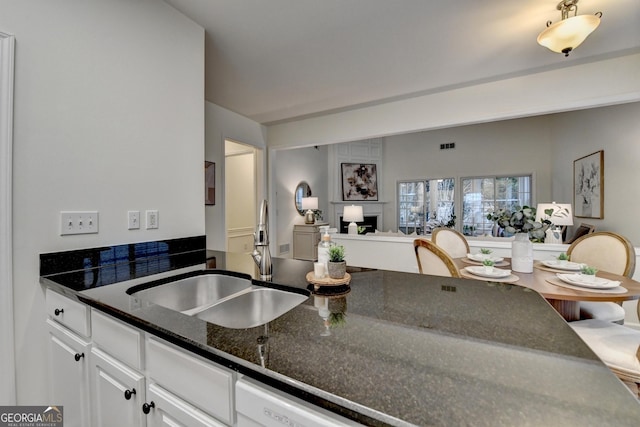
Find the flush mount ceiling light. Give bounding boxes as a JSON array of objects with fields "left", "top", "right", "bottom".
[{"left": 537, "top": 0, "right": 602, "bottom": 57}]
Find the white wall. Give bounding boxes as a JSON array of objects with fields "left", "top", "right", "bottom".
[
  {"left": 205, "top": 102, "right": 267, "bottom": 250},
  {"left": 1, "top": 0, "right": 204, "bottom": 404},
  {"left": 549, "top": 102, "right": 640, "bottom": 245},
  {"left": 272, "top": 146, "right": 328, "bottom": 257},
  {"left": 382, "top": 116, "right": 553, "bottom": 231}
]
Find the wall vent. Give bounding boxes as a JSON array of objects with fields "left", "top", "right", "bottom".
[
  {"left": 279, "top": 243, "right": 290, "bottom": 254},
  {"left": 440, "top": 142, "right": 456, "bottom": 150}
]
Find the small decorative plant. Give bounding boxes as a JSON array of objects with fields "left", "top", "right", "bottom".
[
  {"left": 327, "top": 245, "right": 346, "bottom": 279},
  {"left": 581, "top": 266, "right": 598, "bottom": 275},
  {"left": 557, "top": 252, "right": 569, "bottom": 261},
  {"left": 328, "top": 245, "right": 345, "bottom": 262},
  {"left": 482, "top": 259, "right": 495, "bottom": 267},
  {"left": 480, "top": 248, "right": 492, "bottom": 255}
]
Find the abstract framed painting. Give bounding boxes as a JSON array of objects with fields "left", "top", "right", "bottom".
[
  {"left": 573, "top": 150, "right": 603, "bottom": 219},
  {"left": 205, "top": 161, "right": 215, "bottom": 206},
  {"left": 341, "top": 163, "right": 378, "bottom": 201}
]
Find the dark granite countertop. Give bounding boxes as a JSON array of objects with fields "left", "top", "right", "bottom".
[{"left": 41, "top": 246, "right": 640, "bottom": 426}]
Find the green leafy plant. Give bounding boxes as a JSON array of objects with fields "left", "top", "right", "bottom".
[
  {"left": 480, "top": 248, "right": 492, "bottom": 255},
  {"left": 557, "top": 252, "right": 569, "bottom": 261},
  {"left": 328, "top": 245, "right": 345, "bottom": 262},
  {"left": 486, "top": 206, "right": 550, "bottom": 242},
  {"left": 482, "top": 259, "right": 495, "bottom": 267},
  {"left": 580, "top": 265, "right": 598, "bottom": 275}
]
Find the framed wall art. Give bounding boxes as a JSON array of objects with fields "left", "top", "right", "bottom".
[
  {"left": 573, "top": 150, "right": 603, "bottom": 219},
  {"left": 341, "top": 163, "right": 378, "bottom": 201},
  {"left": 205, "top": 161, "right": 215, "bottom": 205}
]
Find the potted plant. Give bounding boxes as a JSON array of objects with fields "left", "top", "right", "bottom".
[
  {"left": 557, "top": 252, "right": 569, "bottom": 265},
  {"left": 327, "top": 245, "right": 346, "bottom": 279},
  {"left": 580, "top": 265, "right": 598, "bottom": 283},
  {"left": 482, "top": 259, "right": 495, "bottom": 274},
  {"left": 480, "top": 248, "right": 492, "bottom": 260}
]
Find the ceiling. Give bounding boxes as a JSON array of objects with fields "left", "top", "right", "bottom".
[{"left": 164, "top": 0, "right": 640, "bottom": 125}]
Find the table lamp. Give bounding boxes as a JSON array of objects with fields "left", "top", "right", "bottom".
[
  {"left": 535, "top": 202, "right": 573, "bottom": 244},
  {"left": 343, "top": 205, "right": 364, "bottom": 235},
  {"left": 301, "top": 197, "right": 318, "bottom": 224}
]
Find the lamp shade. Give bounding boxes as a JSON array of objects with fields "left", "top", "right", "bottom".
[
  {"left": 301, "top": 197, "right": 318, "bottom": 210},
  {"left": 537, "top": 14, "right": 600, "bottom": 55},
  {"left": 535, "top": 203, "right": 574, "bottom": 226},
  {"left": 343, "top": 205, "right": 364, "bottom": 223}
]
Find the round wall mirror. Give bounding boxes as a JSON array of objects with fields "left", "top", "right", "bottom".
[{"left": 294, "top": 181, "right": 312, "bottom": 216}]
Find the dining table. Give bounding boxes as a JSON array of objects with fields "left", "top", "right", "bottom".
[{"left": 454, "top": 256, "right": 640, "bottom": 321}]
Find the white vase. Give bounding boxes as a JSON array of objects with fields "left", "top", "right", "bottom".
[{"left": 512, "top": 232, "right": 533, "bottom": 273}]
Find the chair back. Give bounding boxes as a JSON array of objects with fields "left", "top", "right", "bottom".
[
  {"left": 567, "top": 231, "right": 636, "bottom": 278},
  {"left": 432, "top": 228, "right": 470, "bottom": 259},
  {"left": 413, "top": 238, "right": 461, "bottom": 277}
]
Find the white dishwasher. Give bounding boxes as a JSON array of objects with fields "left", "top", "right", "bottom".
[{"left": 235, "top": 377, "right": 362, "bottom": 427}]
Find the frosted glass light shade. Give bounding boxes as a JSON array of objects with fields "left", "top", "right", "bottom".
[
  {"left": 537, "top": 14, "right": 600, "bottom": 55},
  {"left": 301, "top": 197, "right": 318, "bottom": 210}
]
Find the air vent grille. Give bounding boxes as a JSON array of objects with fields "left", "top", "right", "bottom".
[{"left": 440, "top": 142, "right": 456, "bottom": 150}]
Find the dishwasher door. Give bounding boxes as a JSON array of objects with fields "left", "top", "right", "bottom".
[{"left": 235, "top": 377, "right": 360, "bottom": 427}]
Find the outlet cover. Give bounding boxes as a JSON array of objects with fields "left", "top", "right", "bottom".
[
  {"left": 146, "top": 210, "right": 159, "bottom": 229},
  {"left": 60, "top": 211, "right": 99, "bottom": 235}
]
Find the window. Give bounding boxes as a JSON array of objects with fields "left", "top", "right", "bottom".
[
  {"left": 398, "top": 178, "right": 455, "bottom": 234},
  {"left": 461, "top": 175, "right": 532, "bottom": 236}
]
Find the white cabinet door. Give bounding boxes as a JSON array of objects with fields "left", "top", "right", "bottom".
[
  {"left": 91, "top": 347, "right": 146, "bottom": 427},
  {"left": 146, "top": 383, "right": 227, "bottom": 427},
  {"left": 47, "top": 319, "right": 91, "bottom": 427}
]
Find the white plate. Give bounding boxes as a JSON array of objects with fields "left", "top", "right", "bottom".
[
  {"left": 556, "top": 273, "right": 621, "bottom": 289},
  {"left": 467, "top": 253, "right": 504, "bottom": 263},
  {"left": 465, "top": 266, "right": 512, "bottom": 278},
  {"left": 542, "top": 260, "right": 584, "bottom": 271}
]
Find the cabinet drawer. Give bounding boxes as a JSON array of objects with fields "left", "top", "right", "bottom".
[
  {"left": 46, "top": 288, "right": 90, "bottom": 337},
  {"left": 92, "top": 309, "right": 143, "bottom": 370},
  {"left": 147, "top": 383, "right": 227, "bottom": 427},
  {"left": 146, "top": 337, "right": 234, "bottom": 425}
]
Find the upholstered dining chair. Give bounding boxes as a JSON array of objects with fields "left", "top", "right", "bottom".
[
  {"left": 432, "top": 228, "right": 470, "bottom": 259},
  {"left": 569, "top": 302, "right": 640, "bottom": 398},
  {"left": 567, "top": 231, "right": 636, "bottom": 324},
  {"left": 413, "top": 238, "right": 461, "bottom": 278}
]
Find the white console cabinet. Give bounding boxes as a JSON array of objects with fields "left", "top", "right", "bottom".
[{"left": 293, "top": 223, "right": 328, "bottom": 261}]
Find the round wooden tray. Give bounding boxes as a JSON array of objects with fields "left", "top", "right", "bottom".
[{"left": 305, "top": 271, "right": 351, "bottom": 286}]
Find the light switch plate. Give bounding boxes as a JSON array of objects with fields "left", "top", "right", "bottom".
[
  {"left": 60, "top": 211, "right": 99, "bottom": 235},
  {"left": 128, "top": 211, "right": 140, "bottom": 230}
]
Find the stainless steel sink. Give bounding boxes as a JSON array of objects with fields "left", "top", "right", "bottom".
[
  {"left": 129, "top": 273, "right": 252, "bottom": 313},
  {"left": 194, "top": 287, "right": 308, "bottom": 329},
  {"left": 128, "top": 271, "right": 308, "bottom": 329}
]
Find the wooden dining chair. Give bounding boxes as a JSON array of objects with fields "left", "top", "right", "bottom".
[
  {"left": 413, "top": 238, "right": 461, "bottom": 278},
  {"left": 567, "top": 231, "right": 636, "bottom": 324},
  {"left": 432, "top": 228, "right": 470, "bottom": 259}
]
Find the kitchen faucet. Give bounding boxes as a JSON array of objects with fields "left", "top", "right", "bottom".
[{"left": 251, "top": 199, "right": 272, "bottom": 280}]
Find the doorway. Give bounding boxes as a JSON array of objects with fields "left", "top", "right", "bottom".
[{"left": 225, "top": 140, "right": 258, "bottom": 252}]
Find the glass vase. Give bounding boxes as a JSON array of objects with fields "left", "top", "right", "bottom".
[{"left": 511, "top": 232, "right": 533, "bottom": 273}]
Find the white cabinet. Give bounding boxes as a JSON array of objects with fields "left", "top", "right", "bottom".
[
  {"left": 293, "top": 223, "right": 327, "bottom": 261},
  {"left": 146, "top": 383, "right": 226, "bottom": 427},
  {"left": 91, "top": 347, "right": 146, "bottom": 427},
  {"left": 146, "top": 337, "right": 235, "bottom": 426},
  {"left": 46, "top": 319, "right": 91, "bottom": 427}
]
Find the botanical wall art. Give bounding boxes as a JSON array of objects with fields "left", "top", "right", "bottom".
[
  {"left": 573, "top": 150, "right": 603, "bottom": 218},
  {"left": 341, "top": 163, "right": 378, "bottom": 201},
  {"left": 205, "top": 161, "right": 215, "bottom": 205}
]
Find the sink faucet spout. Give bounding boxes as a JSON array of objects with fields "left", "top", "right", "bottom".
[{"left": 252, "top": 200, "right": 272, "bottom": 280}]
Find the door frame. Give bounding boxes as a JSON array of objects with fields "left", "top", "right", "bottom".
[{"left": 0, "top": 31, "right": 16, "bottom": 404}]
